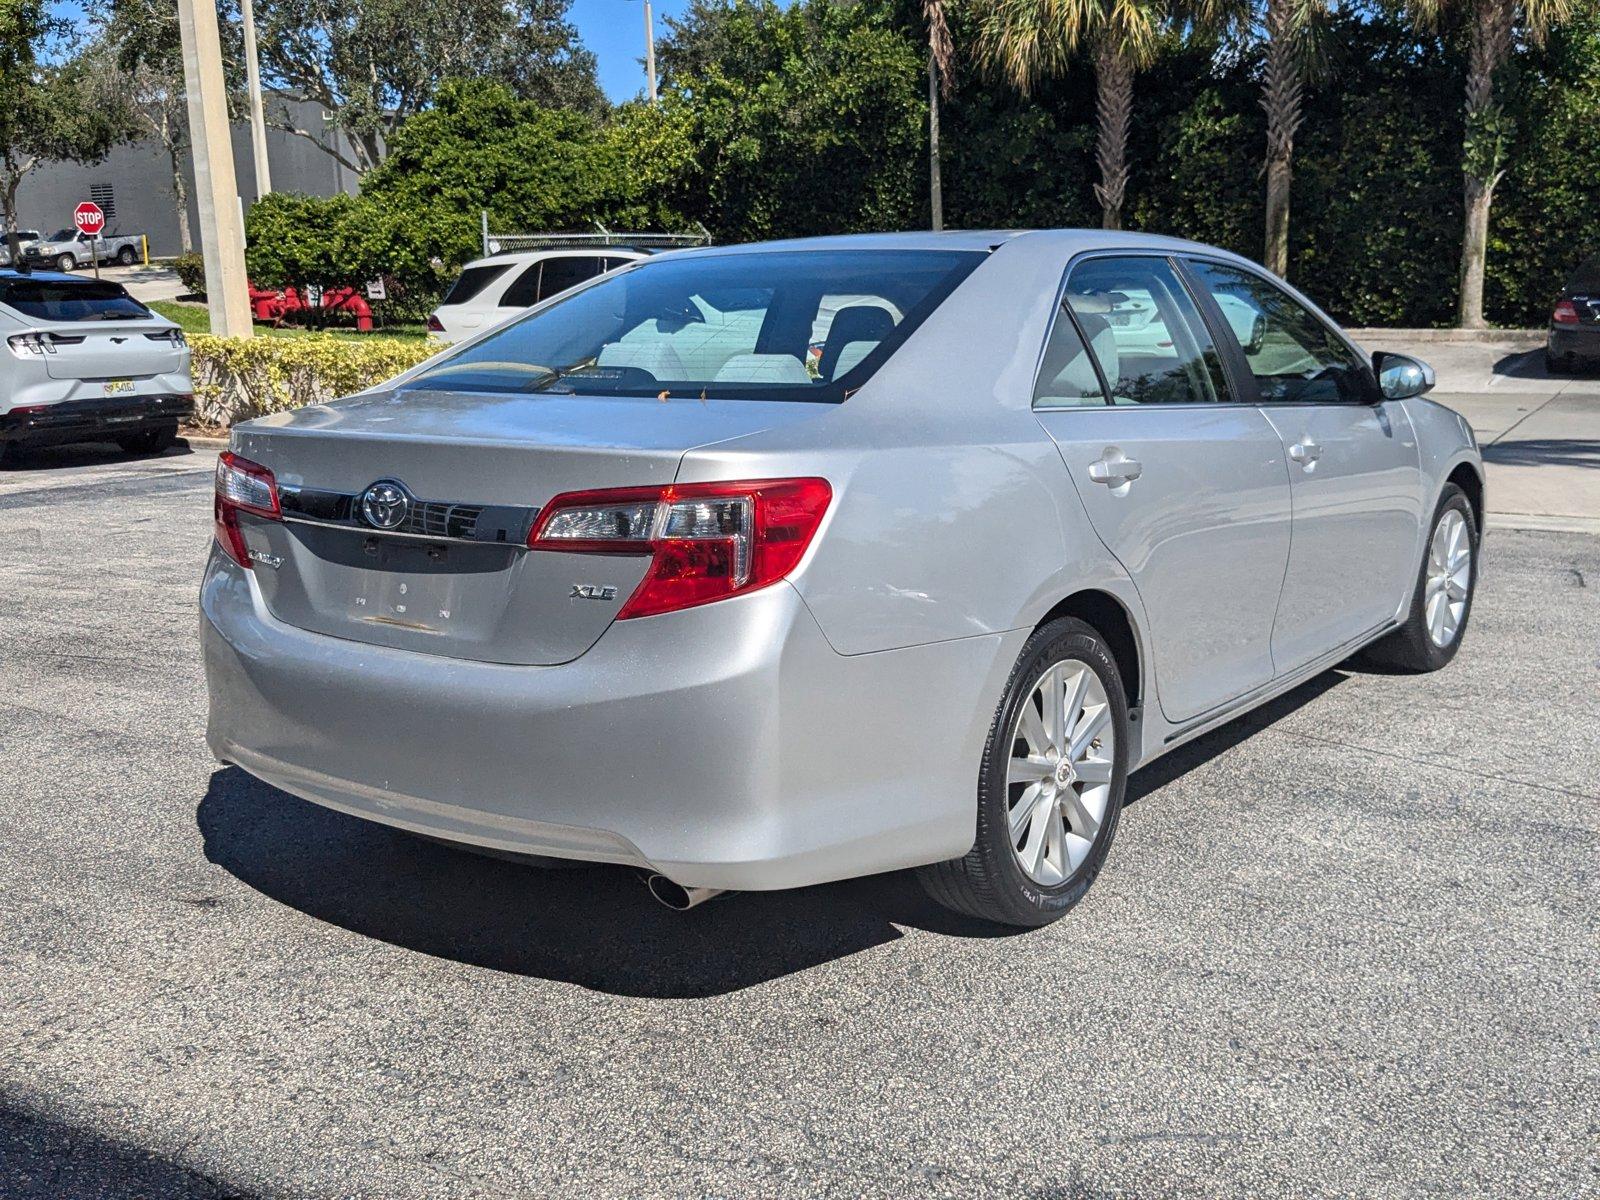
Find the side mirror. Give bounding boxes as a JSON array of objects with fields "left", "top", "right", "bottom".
[{"left": 1373, "top": 351, "right": 1434, "bottom": 400}]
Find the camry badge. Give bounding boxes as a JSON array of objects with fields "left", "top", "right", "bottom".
[{"left": 360, "top": 480, "right": 411, "bottom": 530}]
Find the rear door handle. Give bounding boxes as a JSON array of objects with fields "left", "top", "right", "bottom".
[
  {"left": 1088, "top": 449, "right": 1144, "bottom": 488},
  {"left": 1288, "top": 438, "right": 1322, "bottom": 466}
]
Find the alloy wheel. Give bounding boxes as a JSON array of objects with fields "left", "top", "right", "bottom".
[
  {"left": 1424, "top": 509, "right": 1471, "bottom": 647},
  {"left": 1005, "top": 659, "right": 1115, "bottom": 886}
]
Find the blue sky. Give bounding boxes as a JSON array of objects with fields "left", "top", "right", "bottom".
[{"left": 571, "top": 0, "right": 695, "bottom": 104}]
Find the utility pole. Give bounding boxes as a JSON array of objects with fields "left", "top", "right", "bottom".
[
  {"left": 928, "top": 55, "right": 943, "bottom": 232},
  {"left": 177, "top": 0, "right": 253, "bottom": 338},
  {"left": 239, "top": 0, "right": 272, "bottom": 198},
  {"left": 643, "top": 0, "right": 658, "bottom": 104}
]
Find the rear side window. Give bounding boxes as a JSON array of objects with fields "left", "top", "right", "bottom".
[
  {"left": 0, "top": 279, "right": 150, "bottom": 322},
  {"left": 403, "top": 248, "right": 984, "bottom": 403},
  {"left": 1064, "top": 257, "right": 1230, "bottom": 405},
  {"left": 538, "top": 257, "right": 605, "bottom": 301},
  {"left": 441, "top": 264, "right": 510, "bottom": 306},
  {"left": 500, "top": 263, "right": 543, "bottom": 308},
  {"left": 1033, "top": 305, "right": 1107, "bottom": 407}
]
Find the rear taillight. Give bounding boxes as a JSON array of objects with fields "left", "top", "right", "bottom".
[
  {"left": 7, "top": 331, "right": 84, "bottom": 356},
  {"left": 426, "top": 313, "right": 445, "bottom": 333},
  {"left": 1553, "top": 300, "right": 1580, "bottom": 325},
  {"left": 145, "top": 328, "right": 188, "bottom": 347},
  {"left": 530, "top": 478, "right": 832, "bottom": 619},
  {"left": 213, "top": 451, "right": 281, "bottom": 568}
]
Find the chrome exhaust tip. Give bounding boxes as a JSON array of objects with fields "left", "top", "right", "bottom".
[{"left": 646, "top": 874, "right": 725, "bottom": 911}]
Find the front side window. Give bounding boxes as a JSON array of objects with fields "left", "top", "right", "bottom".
[
  {"left": 402, "top": 249, "right": 984, "bottom": 403},
  {"left": 1064, "top": 257, "right": 1230, "bottom": 405},
  {"left": 0, "top": 279, "right": 150, "bottom": 322},
  {"left": 1186, "top": 260, "right": 1372, "bottom": 404}
]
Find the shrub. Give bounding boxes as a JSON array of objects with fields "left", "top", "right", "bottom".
[
  {"left": 189, "top": 333, "right": 440, "bottom": 428},
  {"left": 173, "top": 252, "right": 207, "bottom": 298}
]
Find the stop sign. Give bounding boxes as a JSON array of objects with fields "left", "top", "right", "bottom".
[{"left": 73, "top": 202, "right": 105, "bottom": 237}]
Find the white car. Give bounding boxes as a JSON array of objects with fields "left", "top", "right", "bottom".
[
  {"left": 0, "top": 230, "right": 43, "bottom": 267},
  {"left": 427, "top": 249, "right": 649, "bottom": 343},
  {"left": 0, "top": 268, "right": 193, "bottom": 465}
]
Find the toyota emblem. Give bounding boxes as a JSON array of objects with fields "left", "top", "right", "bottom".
[{"left": 360, "top": 480, "right": 411, "bottom": 530}]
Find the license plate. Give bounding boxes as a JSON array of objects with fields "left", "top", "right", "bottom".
[{"left": 103, "top": 379, "right": 134, "bottom": 395}]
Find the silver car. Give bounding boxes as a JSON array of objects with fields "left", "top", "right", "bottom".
[{"left": 201, "top": 232, "right": 1483, "bottom": 926}]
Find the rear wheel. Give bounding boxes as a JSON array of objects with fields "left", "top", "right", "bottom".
[
  {"left": 0, "top": 441, "right": 21, "bottom": 469},
  {"left": 918, "top": 617, "right": 1129, "bottom": 927},
  {"left": 1357, "top": 483, "right": 1477, "bottom": 673},
  {"left": 116, "top": 424, "right": 178, "bottom": 456},
  {"left": 1545, "top": 350, "right": 1568, "bottom": 376},
  {"left": 55, "top": 253, "right": 77, "bottom": 272},
  {"left": 116, "top": 245, "right": 137, "bottom": 266}
]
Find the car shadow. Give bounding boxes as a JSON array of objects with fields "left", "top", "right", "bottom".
[
  {"left": 0, "top": 439, "right": 196, "bottom": 471},
  {"left": 1482, "top": 437, "right": 1600, "bottom": 470},
  {"left": 197, "top": 670, "right": 1351, "bottom": 999}
]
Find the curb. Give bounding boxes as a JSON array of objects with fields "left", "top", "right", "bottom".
[{"left": 1346, "top": 327, "right": 1545, "bottom": 347}]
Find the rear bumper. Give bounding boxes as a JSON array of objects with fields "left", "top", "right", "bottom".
[
  {"left": 1547, "top": 326, "right": 1600, "bottom": 361},
  {"left": 1, "top": 393, "right": 194, "bottom": 446},
  {"left": 200, "top": 548, "right": 1018, "bottom": 890}
]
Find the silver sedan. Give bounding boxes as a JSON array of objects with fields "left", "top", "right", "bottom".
[{"left": 201, "top": 231, "right": 1483, "bottom": 926}]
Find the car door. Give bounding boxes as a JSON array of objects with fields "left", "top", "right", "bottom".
[
  {"left": 1032, "top": 253, "right": 1294, "bottom": 724},
  {"left": 1182, "top": 258, "right": 1424, "bottom": 674}
]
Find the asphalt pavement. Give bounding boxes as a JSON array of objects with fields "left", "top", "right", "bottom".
[{"left": 0, "top": 427, "right": 1596, "bottom": 1198}]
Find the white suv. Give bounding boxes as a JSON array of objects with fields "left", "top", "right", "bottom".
[{"left": 427, "top": 249, "right": 648, "bottom": 343}]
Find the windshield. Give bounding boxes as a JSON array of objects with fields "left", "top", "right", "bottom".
[
  {"left": 47, "top": 229, "right": 75, "bottom": 241},
  {"left": 402, "top": 248, "right": 985, "bottom": 402},
  {"left": 0, "top": 278, "right": 152, "bottom": 322}
]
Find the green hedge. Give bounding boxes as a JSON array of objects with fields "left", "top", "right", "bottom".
[{"left": 190, "top": 334, "right": 440, "bottom": 428}]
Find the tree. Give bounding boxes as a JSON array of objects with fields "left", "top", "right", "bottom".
[
  {"left": 252, "top": 0, "right": 603, "bottom": 174},
  {"left": 103, "top": 0, "right": 243, "bottom": 254},
  {"left": 1405, "top": 0, "right": 1574, "bottom": 327},
  {"left": 976, "top": 0, "right": 1163, "bottom": 230},
  {"left": 924, "top": 0, "right": 954, "bottom": 229},
  {"left": 0, "top": 0, "right": 140, "bottom": 262}
]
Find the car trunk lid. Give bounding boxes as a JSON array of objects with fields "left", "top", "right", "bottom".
[{"left": 229, "top": 388, "right": 832, "bottom": 665}]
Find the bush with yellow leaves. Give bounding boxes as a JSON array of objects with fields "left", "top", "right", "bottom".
[{"left": 189, "top": 334, "right": 440, "bottom": 429}]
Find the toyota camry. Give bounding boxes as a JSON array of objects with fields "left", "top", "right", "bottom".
[{"left": 201, "top": 231, "right": 1483, "bottom": 926}]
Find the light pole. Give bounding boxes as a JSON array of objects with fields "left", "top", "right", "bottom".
[
  {"left": 641, "top": 0, "right": 658, "bottom": 104},
  {"left": 239, "top": 0, "right": 272, "bottom": 198},
  {"left": 176, "top": 0, "right": 253, "bottom": 337}
]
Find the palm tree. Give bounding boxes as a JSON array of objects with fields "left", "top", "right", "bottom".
[
  {"left": 1191, "top": 0, "right": 1325, "bottom": 277},
  {"left": 924, "top": 0, "right": 955, "bottom": 230},
  {"left": 1258, "top": 0, "right": 1323, "bottom": 277},
  {"left": 978, "top": 0, "right": 1163, "bottom": 231},
  {"left": 1406, "top": 0, "right": 1573, "bottom": 327}
]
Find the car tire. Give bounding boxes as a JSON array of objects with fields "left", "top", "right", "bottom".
[
  {"left": 917, "top": 616, "right": 1129, "bottom": 928},
  {"left": 1356, "top": 483, "right": 1478, "bottom": 673},
  {"left": 0, "top": 441, "right": 20, "bottom": 469},
  {"left": 116, "top": 424, "right": 179, "bottom": 456},
  {"left": 116, "top": 245, "right": 137, "bottom": 266},
  {"left": 55, "top": 253, "right": 77, "bottom": 272},
  {"left": 1544, "top": 350, "right": 1568, "bottom": 375}
]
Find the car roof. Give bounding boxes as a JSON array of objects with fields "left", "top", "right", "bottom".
[
  {"left": 467, "top": 247, "right": 656, "bottom": 269},
  {"left": 1564, "top": 253, "right": 1600, "bottom": 293},
  {"left": 0, "top": 267, "right": 83, "bottom": 282},
  {"left": 657, "top": 228, "right": 1248, "bottom": 261}
]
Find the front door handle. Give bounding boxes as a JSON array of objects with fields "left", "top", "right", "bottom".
[
  {"left": 1088, "top": 449, "right": 1144, "bottom": 488},
  {"left": 1288, "top": 438, "right": 1322, "bottom": 467}
]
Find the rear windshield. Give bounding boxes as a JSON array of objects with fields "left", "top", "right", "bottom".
[
  {"left": 402, "top": 248, "right": 985, "bottom": 402},
  {"left": 0, "top": 278, "right": 151, "bottom": 322},
  {"left": 441, "top": 263, "right": 511, "bottom": 306}
]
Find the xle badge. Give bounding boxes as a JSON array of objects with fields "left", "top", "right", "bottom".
[{"left": 570, "top": 584, "right": 618, "bottom": 601}]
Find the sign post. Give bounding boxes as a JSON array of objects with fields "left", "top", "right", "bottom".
[{"left": 73, "top": 202, "right": 105, "bottom": 280}]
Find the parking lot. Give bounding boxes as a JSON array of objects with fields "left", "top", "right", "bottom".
[{"left": 1, "top": 395, "right": 1596, "bottom": 1197}]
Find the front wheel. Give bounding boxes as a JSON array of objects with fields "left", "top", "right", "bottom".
[
  {"left": 1358, "top": 483, "right": 1478, "bottom": 672},
  {"left": 918, "top": 617, "right": 1129, "bottom": 927},
  {"left": 55, "top": 253, "right": 77, "bottom": 272}
]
